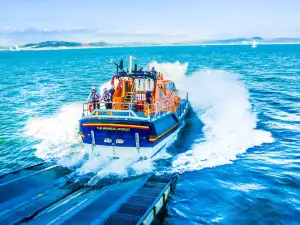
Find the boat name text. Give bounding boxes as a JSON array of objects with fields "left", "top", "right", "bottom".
[{"left": 97, "top": 127, "right": 130, "bottom": 131}]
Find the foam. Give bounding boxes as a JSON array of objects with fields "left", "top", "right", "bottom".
[
  {"left": 25, "top": 102, "right": 83, "bottom": 162},
  {"left": 169, "top": 68, "right": 274, "bottom": 173}
]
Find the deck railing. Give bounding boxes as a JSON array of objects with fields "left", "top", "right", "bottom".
[{"left": 82, "top": 93, "right": 189, "bottom": 122}]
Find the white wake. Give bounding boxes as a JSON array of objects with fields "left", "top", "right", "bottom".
[{"left": 151, "top": 61, "right": 274, "bottom": 173}]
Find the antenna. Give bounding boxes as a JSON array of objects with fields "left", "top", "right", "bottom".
[
  {"left": 129, "top": 55, "right": 133, "bottom": 73},
  {"left": 110, "top": 58, "right": 126, "bottom": 73}
]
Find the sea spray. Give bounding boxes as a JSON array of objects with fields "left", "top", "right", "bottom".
[
  {"left": 149, "top": 61, "right": 274, "bottom": 173},
  {"left": 172, "top": 69, "right": 274, "bottom": 173},
  {"left": 25, "top": 102, "right": 83, "bottom": 163}
]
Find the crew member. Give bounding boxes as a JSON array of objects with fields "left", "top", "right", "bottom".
[
  {"left": 87, "top": 86, "right": 100, "bottom": 111},
  {"left": 145, "top": 90, "right": 152, "bottom": 105},
  {"left": 109, "top": 85, "right": 115, "bottom": 98},
  {"left": 101, "top": 88, "right": 112, "bottom": 109}
]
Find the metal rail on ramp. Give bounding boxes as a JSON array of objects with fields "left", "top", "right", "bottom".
[{"left": 0, "top": 163, "right": 177, "bottom": 225}]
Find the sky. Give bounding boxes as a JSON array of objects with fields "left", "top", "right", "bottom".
[{"left": 1, "top": 0, "right": 300, "bottom": 45}]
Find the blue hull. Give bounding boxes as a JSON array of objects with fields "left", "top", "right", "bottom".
[{"left": 79, "top": 101, "right": 190, "bottom": 150}]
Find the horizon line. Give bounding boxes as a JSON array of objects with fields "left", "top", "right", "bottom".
[{"left": 2, "top": 36, "right": 300, "bottom": 47}]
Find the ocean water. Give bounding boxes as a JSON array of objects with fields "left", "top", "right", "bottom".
[{"left": 0, "top": 45, "right": 299, "bottom": 224}]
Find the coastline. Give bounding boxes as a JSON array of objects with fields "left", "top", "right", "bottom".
[{"left": 1, "top": 42, "right": 300, "bottom": 52}]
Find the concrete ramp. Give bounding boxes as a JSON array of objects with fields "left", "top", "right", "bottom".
[{"left": 0, "top": 163, "right": 176, "bottom": 225}]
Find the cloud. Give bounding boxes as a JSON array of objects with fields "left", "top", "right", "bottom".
[
  {"left": 95, "top": 30, "right": 186, "bottom": 38},
  {"left": 0, "top": 27, "right": 89, "bottom": 35}
]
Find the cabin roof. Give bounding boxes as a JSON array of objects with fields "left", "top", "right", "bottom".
[{"left": 119, "top": 71, "right": 157, "bottom": 80}]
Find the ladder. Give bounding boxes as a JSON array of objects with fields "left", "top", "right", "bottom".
[{"left": 122, "top": 92, "right": 135, "bottom": 110}]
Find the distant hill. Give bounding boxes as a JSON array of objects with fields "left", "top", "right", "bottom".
[
  {"left": 252, "top": 36, "right": 264, "bottom": 40},
  {"left": 267, "top": 38, "right": 300, "bottom": 43},
  {"left": 172, "top": 37, "right": 265, "bottom": 45},
  {"left": 3, "top": 36, "right": 299, "bottom": 51},
  {"left": 173, "top": 36, "right": 300, "bottom": 45},
  {"left": 200, "top": 37, "right": 264, "bottom": 44},
  {"left": 89, "top": 41, "right": 109, "bottom": 46},
  {"left": 20, "top": 40, "right": 161, "bottom": 49},
  {"left": 23, "top": 41, "right": 83, "bottom": 48}
]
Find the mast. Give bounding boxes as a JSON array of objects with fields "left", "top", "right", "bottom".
[{"left": 129, "top": 55, "right": 133, "bottom": 73}]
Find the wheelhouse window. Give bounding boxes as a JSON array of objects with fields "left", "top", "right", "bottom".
[{"left": 166, "top": 82, "right": 176, "bottom": 91}]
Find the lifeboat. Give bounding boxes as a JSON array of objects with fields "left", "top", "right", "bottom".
[{"left": 79, "top": 56, "right": 190, "bottom": 160}]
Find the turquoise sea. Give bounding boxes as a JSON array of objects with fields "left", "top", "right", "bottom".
[{"left": 0, "top": 45, "right": 299, "bottom": 224}]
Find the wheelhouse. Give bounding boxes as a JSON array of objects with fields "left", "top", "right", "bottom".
[{"left": 82, "top": 58, "right": 187, "bottom": 122}]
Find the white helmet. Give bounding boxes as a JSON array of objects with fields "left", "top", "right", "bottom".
[{"left": 92, "top": 86, "right": 96, "bottom": 91}]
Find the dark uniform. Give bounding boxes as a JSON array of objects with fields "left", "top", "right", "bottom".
[
  {"left": 145, "top": 90, "right": 152, "bottom": 105},
  {"left": 103, "top": 91, "right": 112, "bottom": 109}
]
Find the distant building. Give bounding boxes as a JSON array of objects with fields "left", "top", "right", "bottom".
[{"left": 9, "top": 46, "right": 20, "bottom": 51}]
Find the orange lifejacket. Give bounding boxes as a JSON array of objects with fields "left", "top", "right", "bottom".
[{"left": 88, "top": 103, "right": 93, "bottom": 113}]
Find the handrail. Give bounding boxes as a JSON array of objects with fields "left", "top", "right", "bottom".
[
  {"left": 129, "top": 80, "right": 135, "bottom": 110},
  {"left": 82, "top": 101, "right": 151, "bottom": 120},
  {"left": 82, "top": 92, "right": 189, "bottom": 121}
]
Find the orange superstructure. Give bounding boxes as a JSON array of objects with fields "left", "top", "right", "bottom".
[{"left": 108, "top": 70, "right": 180, "bottom": 117}]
